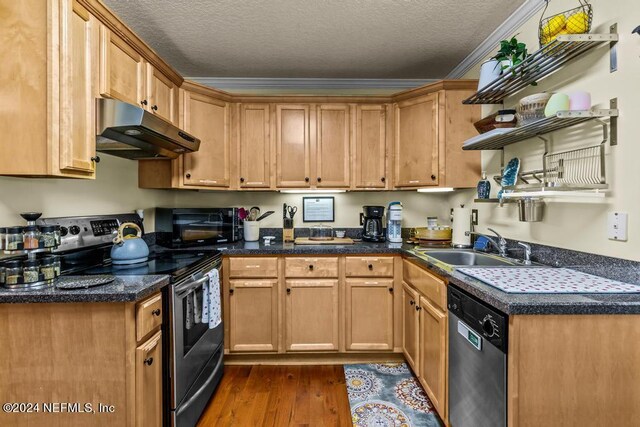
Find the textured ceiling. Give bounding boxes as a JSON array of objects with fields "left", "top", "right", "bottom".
[{"left": 103, "top": 0, "right": 526, "bottom": 79}]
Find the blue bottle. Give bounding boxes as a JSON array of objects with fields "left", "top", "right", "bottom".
[{"left": 477, "top": 171, "right": 491, "bottom": 199}]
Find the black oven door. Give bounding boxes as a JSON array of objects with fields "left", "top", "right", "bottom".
[{"left": 170, "top": 265, "right": 223, "bottom": 408}]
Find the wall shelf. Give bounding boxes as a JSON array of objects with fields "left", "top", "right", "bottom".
[
  {"left": 463, "top": 33, "right": 619, "bottom": 105},
  {"left": 462, "top": 109, "right": 618, "bottom": 151}
]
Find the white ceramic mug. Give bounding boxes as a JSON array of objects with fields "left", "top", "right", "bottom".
[{"left": 244, "top": 220, "right": 260, "bottom": 242}]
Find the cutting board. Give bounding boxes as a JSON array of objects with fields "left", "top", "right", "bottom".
[
  {"left": 294, "top": 237, "right": 355, "bottom": 245},
  {"left": 458, "top": 267, "right": 640, "bottom": 294}
]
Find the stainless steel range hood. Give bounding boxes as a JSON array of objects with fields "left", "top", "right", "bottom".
[{"left": 96, "top": 98, "right": 200, "bottom": 160}]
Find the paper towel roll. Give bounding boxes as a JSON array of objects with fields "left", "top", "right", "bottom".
[{"left": 452, "top": 207, "right": 472, "bottom": 247}]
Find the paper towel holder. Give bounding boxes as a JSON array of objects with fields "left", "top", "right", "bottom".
[{"left": 451, "top": 206, "right": 478, "bottom": 249}]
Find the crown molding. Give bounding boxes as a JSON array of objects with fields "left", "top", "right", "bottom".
[
  {"left": 186, "top": 77, "right": 436, "bottom": 92},
  {"left": 446, "top": 0, "right": 546, "bottom": 78}
]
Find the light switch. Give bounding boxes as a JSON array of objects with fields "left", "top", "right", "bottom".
[{"left": 607, "top": 212, "right": 628, "bottom": 241}]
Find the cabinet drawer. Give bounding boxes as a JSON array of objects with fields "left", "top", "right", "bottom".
[
  {"left": 136, "top": 293, "right": 163, "bottom": 342},
  {"left": 345, "top": 256, "right": 394, "bottom": 277},
  {"left": 285, "top": 257, "right": 338, "bottom": 278},
  {"left": 403, "top": 260, "right": 446, "bottom": 310},
  {"left": 229, "top": 257, "right": 278, "bottom": 278}
]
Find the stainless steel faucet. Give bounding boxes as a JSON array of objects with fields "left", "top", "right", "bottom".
[
  {"left": 468, "top": 228, "right": 508, "bottom": 257},
  {"left": 517, "top": 242, "right": 532, "bottom": 265}
]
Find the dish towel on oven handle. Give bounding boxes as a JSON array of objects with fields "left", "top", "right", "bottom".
[{"left": 201, "top": 268, "right": 221, "bottom": 329}]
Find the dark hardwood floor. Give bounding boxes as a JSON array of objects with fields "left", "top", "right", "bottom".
[{"left": 197, "top": 365, "right": 353, "bottom": 427}]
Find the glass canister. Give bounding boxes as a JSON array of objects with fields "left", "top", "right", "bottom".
[
  {"left": 4, "top": 260, "right": 23, "bottom": 285},
  {"left": 40, "top": 256, "right": 56, "bottom": 281},
  {"left": 40, "top": 225, "right": 57, "bottom": 248},
  {"left": 22, "top": 259, "right": 40, "bottom": 283},
  {"left": 5, "top": 226, "right": 24, "bottom": 251},
  {"left": 0, "top": 227, "right": 6, "bottom": 250},
  {"left": 23, "top": 226, "right": 41, "bottom": 250}
]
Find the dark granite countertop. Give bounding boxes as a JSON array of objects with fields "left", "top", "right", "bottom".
[
  {"left": 0, "top": 274, "right": 170, "bottom": 304},
  {"left": 211, "top": 240, "right": 640, "bottom": 315}
]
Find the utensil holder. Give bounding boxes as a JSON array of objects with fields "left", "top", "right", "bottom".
[
  {"left": 518, "top": 198, "right": 544, "bottom": 222},
  {"left": 244, "top": 221, "right": 260, "bottom": 242}
]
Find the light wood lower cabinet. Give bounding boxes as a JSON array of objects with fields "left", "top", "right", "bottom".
[
  {"left": 285, "top": 279, "right": 339, "bottom": 351},
  {"left": 418, "top": 296, "right": 447, "bottom": 419},
  {"left": 135, "top": 330, "right": 162, "bottom": 427},
  {"left": 402, "top": 281, "right": 420, "bottom": 373},
  {"left": 345, "top": 278, "right": 394, "bottom": 351},
  {"left": 229, "top": 279, "right": 278, "bottom": 352}
]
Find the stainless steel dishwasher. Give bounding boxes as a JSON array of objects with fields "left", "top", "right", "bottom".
[{"left": 448, "top": 285, "right": 507, "bottom": 427}]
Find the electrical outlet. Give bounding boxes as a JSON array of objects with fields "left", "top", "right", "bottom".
[{"left": 607, "top": 212, "right": 628, "bottom": 241}]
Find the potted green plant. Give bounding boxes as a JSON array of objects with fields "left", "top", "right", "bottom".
[{"left": 493, "top": 36, "right": 528, "bottom": 72}]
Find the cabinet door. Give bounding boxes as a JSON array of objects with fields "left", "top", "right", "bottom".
[
  {"left": 394, "top": 93, "right": 439, "bottom": 187},
  {"left": 419, "top": 296, "right": 447, "bottom": 418},
  {"left": 402, "top": 282, "right": 420, "bottom": 374},
  {"left": 136, "top": 330, "right": 162, "bottom": 427},
  {"left": 238, "top": 104, "right": 271, "bottom": 188},
  {"left": 285, "top": 279, "right": 338, "bottom": 351},
  {"left": 182, "top": 91, "right": 230, "bottom": 187},
  {"left": 354, "top": 104, "right": 387, "bottom": 188},
  {"left": 229, "top": 279, "right": 278, "bottom": 352},
  {"left": 58, "top": 0, "right": 97, "bottom": 175},
  {"left": 276, "top": 104, "right": 311, "bottom": 188},
  {"left": 99, "top": 27, "right": 145, "bottom": 107},
  {"left": 146, "top": 64, "right": 178, "bottom": 125},
  {"left": 345, "top": 278, "right": 394, "bottom": 351},
  {"left": 316, "top": 104, "right": 350, "bottom": 187}
]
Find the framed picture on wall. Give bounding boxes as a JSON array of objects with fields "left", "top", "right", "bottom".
[{"left": 302, "top": 197, "right": 335, "bottom": 222}]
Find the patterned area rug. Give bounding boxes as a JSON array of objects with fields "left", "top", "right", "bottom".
[{"left": 344, "top": 363, "right": 443, "bottom": 427}]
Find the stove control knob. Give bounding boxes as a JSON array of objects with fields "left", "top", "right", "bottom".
[
  {"left": 59, "top": 226, "right": 69, "bottom": 237},
  {"left": 482, "top": 315, "right": 498, "bottom": 338},
  {"left": 69, "top": 225, "right": 81, "bottom": 235}
]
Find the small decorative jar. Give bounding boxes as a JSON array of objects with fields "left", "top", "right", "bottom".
[
  {"left": 0, "top": 227, "right": 6, "bottom": 250},
  {"left": 23, "top": 226, "right": 41, "bottom": 250},
  {"left": 52, "top": 256, "right": 61, "bottom": 277},
  {"left": 4, "top": 260, "right": 23, "bottom": 285},
  {"left": 5, "top": 226, "right": 24, "bottom": 251},
  {"left": 22, "top": 259, "right": 40, "bottom": 283},
  {"left": 477, "top": 171, "right": 491, "bottom": 199},
  {"left": 40, "top": 257, "right": 56, "bottom": 281},
  {"left": 40, "top": 225, "right": 57, "bottom": 248},
  {"left": 0, "top": 262, "right": 5, "bottom": 284},
  {"left": 54, "top": 225, "right": 62, "bottom": 246}
]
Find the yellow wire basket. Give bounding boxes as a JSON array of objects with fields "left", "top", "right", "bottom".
[{"left": 538, "top": 0, "right": 592, "bottom": 48}]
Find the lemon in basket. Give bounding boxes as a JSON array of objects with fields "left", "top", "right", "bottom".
[
  {"left": 566, "top": 11, "right": 589, "bottom": 34},
  {"left": 542, "top": 15, "right": 566, "bottom": 38}
]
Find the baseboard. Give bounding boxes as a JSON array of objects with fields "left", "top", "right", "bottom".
[{"left": 224, "top": 351, "right": 405, "bottom": 365}]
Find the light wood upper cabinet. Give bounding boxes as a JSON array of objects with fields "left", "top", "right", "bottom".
[
  {"left": 345, "top": 278, "right": 394, "bottom": 351},
  {"left": 135, "top": 330, "right": 163, "bottom": 427},
  {"left": 316, "top": 104, "right": 350, "bottom": 188},
  {"left": 402, "top": 282, "right": 420, "bottom": 374},
  {"left": 285, "top": 279, "right": 339, "bottom": 352},
  {"left": 99, "top": 26, "right": 145, "bottom": 107},
  {"left": 418, "top": 296, "right": 447, "bottom": 419},
  {"left": 276, "top": 104, "right": 312, "bottom": 188},
  {"left": 238, "top": 104, "right": 272, "bottom": 188},
  {"left": 58, "top": 0, "right": 98, "bottom": 175},
  {"left": 146, "top": 63, "right": 178, "bottom": 125},
  {"left": 182, "top": 90, "right": 231, "bottom": 188},
  {"left": 394, "top": 93, "right": 439, "bottom": 187},
  {"left": 353, "top": 104, "right": 388, "bottom": 189}
]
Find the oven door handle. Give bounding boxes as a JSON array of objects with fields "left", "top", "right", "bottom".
[
  {"left": 175, "top": 350, "right": 223, "bottom": 419},
  {"left": 175, "top": 273, "right": 213, "bottom": 296}
]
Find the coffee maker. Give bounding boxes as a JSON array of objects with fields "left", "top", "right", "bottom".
[{"left": 361, "top": 206, "right": 385, "bottom": 242}]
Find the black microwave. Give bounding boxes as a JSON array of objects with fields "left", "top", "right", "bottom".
[{"left": 155, "top": 208, "right": 241, "bottom": 247}]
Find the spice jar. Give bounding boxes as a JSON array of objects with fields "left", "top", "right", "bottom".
[
  {"left": 52, "top": 255, "right": 61, "bottom": 277},
  {"left": 0, "top": 262, "right": 5, "bottom": 284},
  {"left": 54, "top": 225, "right": 62, "bottom": 246},
  {"left": 40, "top": 225, "right": 57, "bottom": 248},
  {"left": 0, "top": 227, "right": 6, "bottom": 250},
  {"left": 4, "top": 260, "right": 23, "bottom": 285},
  {"left": 23, "top": 259, "right": 40, "bottom": 283},
  {"left": 5, "top": 226, "right": 24, "bottom": 251},
  {"left": 23, "top": 225, "right": 41, "bottom": 249},
  {"left": 40, "top": 257, "right": 56, "bottom": 281}
]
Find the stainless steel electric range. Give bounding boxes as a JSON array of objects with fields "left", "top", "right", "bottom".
[{"left": 38, "top": 213, "right": 224, "bottom": 427}]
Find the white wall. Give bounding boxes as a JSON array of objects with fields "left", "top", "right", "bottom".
[{"left": 451, "top": 0, "right": 640, "bottom": 260}]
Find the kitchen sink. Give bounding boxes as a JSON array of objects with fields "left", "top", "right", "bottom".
[{"left": 412, "top": 249, "right": 520, "bottom": 267}]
